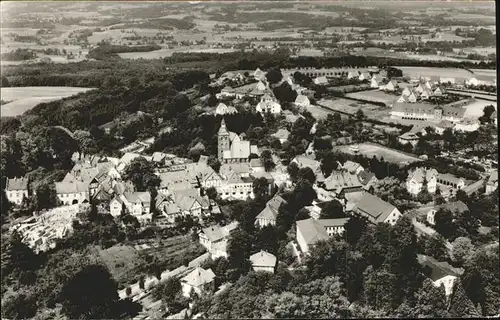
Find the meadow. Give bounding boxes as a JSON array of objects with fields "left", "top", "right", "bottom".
[
  {"left": 334, "top": 142, "right": 421, "bottom": 164},
  {"left": 1, "top": 86, "right": 95, "bottom": 117},
  {"left": 395, "top": 66, "right": 474, "bottom": 79},
  {"left": 345, "top": 89, "right": 398, "bottom": 107}
]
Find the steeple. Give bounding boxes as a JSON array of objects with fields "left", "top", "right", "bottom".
[{"left": 218, "top": 118, "right": 228, "bottom": 135}]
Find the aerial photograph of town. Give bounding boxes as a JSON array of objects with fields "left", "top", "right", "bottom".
[{"left": 0, "top": 0, "right": 498, "bottom": 319}]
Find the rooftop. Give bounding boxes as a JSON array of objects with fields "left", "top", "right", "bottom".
[
  {"left": 249, "top": 250, "right": 277, "bottom": 268},
  {"left": 351, "top": 192, "right": 397, "bottom": 224},
  {"left": 181, "top": 267, "right": 216, "bottom": 287}
]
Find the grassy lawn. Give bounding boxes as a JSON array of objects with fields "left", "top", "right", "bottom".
[
  {"left": 345, "top": 89, "right": 398, "bottom": 106},
  {"left": 318, "top": 97, "right": 391, "bottom": 122},
  {"left": 333, "top": 142, "right": 421, "bottom": 165}
]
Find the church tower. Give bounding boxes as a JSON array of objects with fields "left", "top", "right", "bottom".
[{"left": 218, "top": 118, "right": 230, "bottom": 161}]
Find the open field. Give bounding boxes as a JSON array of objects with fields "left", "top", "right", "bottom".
[
  {"left": 318, "top": 97, "right": 391, "bottom": 121},
  {"left": 463, "top": 99, "right": 497, "bottom": 118},
  {"left": 395, "top": 66, "right": 474, "bottom": 79},
  {"left": 1, "top": 86, "right": 95, "bottom": 117},
  {"left": 333, "top": 142, "right": 421, "bottom": 164},
  {"left": 345, "top": 89, "right": 398, "bottom": 107},
  {"left": 118, "top": 47, "right": 239, "bottom": 59},
  {"left": 306, "top": 104, "right": 347, "bottom": 120}
]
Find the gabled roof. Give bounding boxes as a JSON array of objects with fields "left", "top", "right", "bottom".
[
  {"left": 272, "top": 128, "right": 290, "bottom": 140},
  {"left": 351, "top": 192, "right": 397, "bottom": 224},
  {"left": 341, "top": 161, "right": 363, "bottom": 173},
  {"left": 256, "top": 194, "right": 287, "bottom": 221},
  {"left": 6, "top": 177, "right": 28, "bottom": 191},
  {"left": 181, "top": 267, "right": 215, "bottom": 287},
  {"left": 324, "top": 170, "right": 363, "bottom": 192},
  {"left": 358, "top": 171, "right": 377, "bottom": 186},
  {"left": 296, "top": 218, "right": 350, "bottom": 246},
  {"left": 417, "top": 254, "right": 464, "bottom": 282},
  {"left": 123, "top": 192, "right": 151, "bottom": 204},
  {"left": 250, "top": 250, "right": 277, "bottom": 268},
  {"left": 55, "top": 180, "right": 89, "bottom": 194},
  {"left": 201, "top": 221, "right": 239, "bottom": 243},
  {"left": 407, "top": 167, "right": 438, "bottom": 184},
  {"left": 399, "top": 132, "right": 419, "bottom": 141},
  {"left": 295, "top": 95, "right": 310, "bottom": 105},
  {"left": 434, "top": 200, "right": 469, "bottom": 214}
]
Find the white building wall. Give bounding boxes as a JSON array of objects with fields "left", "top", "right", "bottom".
[{"left": 6, "top": 190, "right": 28, "bottom": 205}]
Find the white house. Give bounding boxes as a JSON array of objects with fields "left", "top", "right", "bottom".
[
  {"left": 383, "top": 80, "right": 398, "bottom": 92},
  {"left": 370, "top": 78, "right": 379, "bottom": 88},
  {"left": 215, "top": 102, "right": 238, "bottom": 115},
  {"left": 180, "top": 267, "right": 216, "bottom": 298},
  {"left": 359, "top": 72, "right": 371, "bottom": 81},
  {"left": 271, "top": 129, "right": 290, "bottom": 144},
  {"left": 417, "top": 254, "right": 464, "bottom": 297},
  {"left": 398, "top": 132, "right": 420, "bottom": 146},
  {"left": 424, "top": 201, "right": 469, "bottom": 225},
  {"left": 249, "top": 250, "right": 277, "bottom": 273},
  {"left": 296, "top": 218, "right": 350, "bottom": 254},
  {"left": 109, "top": 192, "right": 151, "bottom": 222},
  {"left": 347, "top": 70, "right": 360, "bottom": 79},
  {"left": 406, "top": 167, "right": 438, "bottom": 195},
  {"left": 295, "top": 95, "right": 310, "bottom": 108},
  {"left": 256, "top": 94, "right": 281, "bottom": 114},
  {"left": 313, "top": 76, "right": 328, "bottom": 86},
  {"left": 5, "top": 177, "right": 29, "bottom": 205},
  {"left": 198, "top": 221, "right": 239, "bottom": 259},
  {"left": 55, "top": 180, "right": 89, "bottom": 205}
]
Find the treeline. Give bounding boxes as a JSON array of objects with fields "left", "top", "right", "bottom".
[
  {"left": 88, "top": 44, "right": 162, "bottom": 60},
  {"left": 1, "top": 49, "right": 37, "bottom": 61}
]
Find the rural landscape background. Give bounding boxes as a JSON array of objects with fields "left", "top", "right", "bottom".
[{"left": 0, "top": 1, "right": 498, "bottom": 320}]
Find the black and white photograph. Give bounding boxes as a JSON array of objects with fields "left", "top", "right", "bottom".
[{"left": 0, "top": 0, "right": 498, "bottom": 319}]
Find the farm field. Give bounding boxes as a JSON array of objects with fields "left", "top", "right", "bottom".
[
  {"left": 1, "top": 86, "right": 95, "bottom": 117},
  {"left": 306, "top": 104, "right": 344, "bottom": 120},
  {"left": 344, "top": 89, "right": 398, "bottom": 107},
  {"left": 118, "top": 47, "right": 239, "bottom": 59},
  {"left": 333, "top": 142, "right": 422, "bottom": 165},
  {"left": 318, "top": 97, "right": 391, "bottom": 121},
  {"left": 395, "top": 66, "right": 474, "bottom": 79}
]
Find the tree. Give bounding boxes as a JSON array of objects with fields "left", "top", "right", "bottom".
[
  {"left": 1, "top": 289, "right": 38, "bottom": 320},
  {"left": 319, "top": 200, "right": 345, "bottom": 219},
  {"left": 304, "top": 238, "right": 347, "bottom": 280},
  {"left": 206, "top": 187, "right": 218, "bottom": 200},
  {"left": 273, "top": 81, "right": 297, "bottom": 104},
  {"left": 1, "top": 232, "right": 39, "bottom": 285},
  {"left": 297, "top": 167, "right": 315, "bottom": 184},
  {"left": 363, "top": 266, "right": 399, "bottom": 311},
  {"left": 355, "top": 109, "right": 364, "bottom": 121},
  {"left": 123, "top": 157, "right": 160, "bottom": 192},
  {"left": 344, "top": 215, "right": 367, "bottom": 247},
  {"left": 450, "top": 237, "right": 474, "bottom": 266},
  {"left": 266, "top": 67, "right": 283, "bottom": 84},
  {"left": 252, "top": 177, "right": 270, "bottom": 201},
  {"left": 424, "top": 234, "right": 448, "bottom": 261},
  {"left": 152, "top": 277, "right": 181, "bottom": 303},
  {"left": 287, "top": 162, "right": 299, "bottom": 182},
  {"left": 260, "top": 150, "right": 275, "bottom": 172},
  {"left": 34, "top": 183, "right": 58, "bottom": 211},
  {"left": 320, "top": 151, "right": 339, "bottom": 177},
  {"left": 59, "top": 264, "right": 119, "bottom": 319},
  {"left": 208, "top": 156, "right": 221, "bottom": 173},
  {"left": 449, "top": 279, "right": 481, "bottom": 317},
  {"left": 413, "top": 279, "right": 450, "bottom": 318},
  {"left": 434, "top": 208, "right": 454, "bottom": 239}
]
